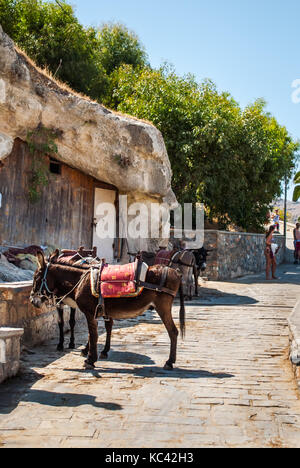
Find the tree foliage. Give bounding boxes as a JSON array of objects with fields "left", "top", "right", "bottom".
[
  {"left": 97, "top": 22, "right": 148, "bottom": 76},
  {"left": 114, "top": 65, "right": 299, "bottom": 231},
  {"left": 0, "top": 0, "right": 147, "bottom": 101},
  {"left": 293, "top": 171, "right": 300, "bottom": 202},
  {"left": 0, "top": 0, "right": 299, "bottom": 231}
]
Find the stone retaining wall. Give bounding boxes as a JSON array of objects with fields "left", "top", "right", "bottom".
[
  {"left": 0, "top": 282, "right": 84, "bottom": 347},
  {"left": 0, "top": 327, "right": 23, "bottom": 383},
  {"left": 204, "top": 230, "right": 285, "bottom": 280}
]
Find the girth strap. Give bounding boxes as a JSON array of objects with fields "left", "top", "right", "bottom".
[
  {"left": 139, "top": 281, "right": 176, "bottom": 297},
  {"left": 92, "top": 261, "right": 110, "bottom": 321},
  {"left": 140, "top": 266, "right": 176, "bottom": 298}
]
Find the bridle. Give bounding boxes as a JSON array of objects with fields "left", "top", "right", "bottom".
[
  {"left": 34, "top": 262, "right": 89, "bottom": 309},
  {"left": 38, "top": 264, "right": 54, "bottom": 296},
  {"left": 31, "top": 263, "right": 56, "bottom": 308}
]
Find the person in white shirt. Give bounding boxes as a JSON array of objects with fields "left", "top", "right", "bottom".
[{"left": 273, "top": 210, "right": 280, "bottom": 233}]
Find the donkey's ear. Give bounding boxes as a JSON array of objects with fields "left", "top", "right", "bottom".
[
  {"left": 49, "top": 249, "right": 60, "bottom": 263},
  {"left": 36, "top": 251, "right": 46, "bottom": 269}
]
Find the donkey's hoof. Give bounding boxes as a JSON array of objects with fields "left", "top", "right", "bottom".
[
  {"left": 81, "top": 349, "right": 89, "bottom": 357},
  {"left": 84, "top": 360, "right": 95, "bottom": 370},
  {"left": 100, "top": 352, "right": 108, "bottom": 360},
  {"left": 68, "top": 343, "right": 75, "bottom": 350},
  {"left": 57, "top": 345, "right": 64, "bottom": 352},
  {"left": 163, "top": 362, "right": 174, "bottom": 371}
]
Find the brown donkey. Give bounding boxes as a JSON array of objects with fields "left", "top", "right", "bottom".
[
  {"left": 30, "top": 251, "right": 186, "bottom": 371},
  {"left": 129, "top": 249, "right": 199, "bottom": 299}
]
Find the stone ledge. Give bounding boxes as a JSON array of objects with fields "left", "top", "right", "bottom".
[
  {"left": 0, "top": 281, "right": 33, "bottom": 288},
  {"left": 0, "top": 327, "right": 24, "bottom": 339},
  {"left": 205, "top": 229, "right": 284, "bottom": 238},
  {"left": 288, "top": 299, "right": 300, "bottom": 392},
  {"left": 0, "top": 327, "right": 24, "bottom": 383}
]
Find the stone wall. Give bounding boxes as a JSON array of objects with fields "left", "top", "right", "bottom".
[
  {"left": 0, "top": 282, "right": 84, "bottom": 347},
  {"left": 203, "top": 230, "right": 285, "bottom": 280},
  {"left": 0, "top": 327, "right": 23, "bottom": 383}
]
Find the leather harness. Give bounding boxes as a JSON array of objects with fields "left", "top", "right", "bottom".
[
  {"left": 93, "top": 258, "right": 176, "bottom": 321},
  {"left": 36, "top": 257, "right": 177, "bottom": 322}
]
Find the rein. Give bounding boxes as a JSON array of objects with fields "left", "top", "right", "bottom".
[
  {"left": 35, "top": 260, "right": 177, "bottom": 316},
  {"left": 55, "top": 270, "right": 90, "bottom": 308},
  {"left": 36, "top": 263, "right": 90, "bottom": 308}
]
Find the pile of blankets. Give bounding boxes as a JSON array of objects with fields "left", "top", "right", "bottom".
[{"left": 0, "top": 245, "right": 45, "bottom": 283}]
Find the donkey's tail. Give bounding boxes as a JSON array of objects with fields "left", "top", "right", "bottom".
[{"left": 179, "top": 281, "right": 186, "bottom": 339}]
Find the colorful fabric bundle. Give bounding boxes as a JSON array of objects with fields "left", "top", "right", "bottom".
[{"left": 91, "top": 261, "right": 148, "bottom": 299}]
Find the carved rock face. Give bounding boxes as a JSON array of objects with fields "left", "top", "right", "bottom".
[
  {"left": 0, "top": 132, "right": 13, "bottom": 161},
  {"left": 0, "top": 24, "right": 176, "bottom": 205}
]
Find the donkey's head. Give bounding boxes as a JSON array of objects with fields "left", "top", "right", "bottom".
[
  {"left": 193, "top": 247, "right": 212, "bottom": 272},
  {"left": 30, "top": 250, "right": 59, "bottom": 308}
]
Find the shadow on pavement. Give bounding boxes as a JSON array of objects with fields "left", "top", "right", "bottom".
[
  {"left": 20, "top": 389, "right": 122, "bottom": 411},
  {"left": 185, "top": 288, "right": 258, "bottom": 306},
  {"left": 64, "top": 365, "right": 234, "bottom": 380},
  {"left": 104, "top": 366, "right": 234, "bottom": 380},
  {"left": 231, "top": 264, "right": 300, "bottom": 285},
  {"left": 0, "top": 368, "right": 122, "bottom": 415},
  {"left": 100, "top": 350, "right": 156, "bottom": 365}
]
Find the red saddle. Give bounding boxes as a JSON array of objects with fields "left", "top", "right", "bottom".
[
  {"left": 101, "top": 262, "right": 138, "bottom": 298},
  {"left": 91, "top": 261, "right": 148, "bottom": 299},
  {"left": 154, "top": 249, "right": 177, "bottom": 266}
]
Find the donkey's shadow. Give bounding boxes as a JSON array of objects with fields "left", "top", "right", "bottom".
[{"left": 64, "top": 362, "right": 234, "bottom": 380}]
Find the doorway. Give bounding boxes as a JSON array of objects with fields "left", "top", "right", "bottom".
[{"left": 93, "top": 187, "right": 117, "bottom": 263}]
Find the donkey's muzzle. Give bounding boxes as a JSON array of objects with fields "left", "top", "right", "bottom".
[{"left": 30, "top": 294, "right": 46, "bottom": 309}]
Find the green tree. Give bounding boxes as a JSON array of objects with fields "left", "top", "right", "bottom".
[
  {"left": 0, "top": 1, "right": 148, "bottom": 103},
  {"left": 0, "top": 0, "right": 298, "bottom": 231},
  {"left": 0, "top": 0, "right": 109, "bottom": 99},
  {"left": 96, "top": 22, "right": 148, "bottom": 107},
  {"left": 293, "top": 171, "right": 300, "bottom": 201},
  {"left": 97, "top": 23, "right": 148, "bottom": 76},
  {"left": 114, "top": 64, "right": 299, "bottom": 231}
]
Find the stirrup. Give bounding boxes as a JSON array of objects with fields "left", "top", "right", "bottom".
[
  {"left": 94, "top": 304, "right": 104, "bottom": 320},
  {"left": 94, "top": 304, "right": 110, "bottom": 322}
]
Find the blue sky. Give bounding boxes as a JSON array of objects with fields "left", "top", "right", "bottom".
[{"left": 73, "top": 0, "right": 300, "bottom": 200}]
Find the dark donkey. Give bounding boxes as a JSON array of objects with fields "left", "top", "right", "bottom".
[
  {"left": 30, "top": 250, "right": 186, "bottom": 371},
  {"left": 129, "top": 249, "right": 199, "bottom": 299},
  {"left": 53, "top": 247, "right": 99, "bottom": 353}
]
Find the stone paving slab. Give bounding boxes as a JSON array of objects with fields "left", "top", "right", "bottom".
[{"left": 0, "top": 264, "right": 300, "bottom": 448}]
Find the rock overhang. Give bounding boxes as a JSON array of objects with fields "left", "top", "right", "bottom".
[{"left": 0, "top": 24, "right": 177, "bottom": 205}]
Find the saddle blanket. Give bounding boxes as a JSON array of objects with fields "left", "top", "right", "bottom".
[
  {"left": 154, "top": 250, "right": 177, "bottom": 266},
  {"left": 91, "top": 261, "right": 148, "bottom": 299},
  {"left": 57, "top": 254, "right": 98, "bottom": 267}
]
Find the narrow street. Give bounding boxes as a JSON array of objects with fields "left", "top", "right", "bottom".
[{"left": 0, "top": 264, "right": 300, "bottom": 448}]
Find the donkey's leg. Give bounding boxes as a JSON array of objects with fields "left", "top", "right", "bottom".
[
  {"left": 81, "top": 341, "right": 89, "bottom": 357},
  {"left": 155, "top": 298, "right": 179, "bottom": 370},
  {"left": 193, "top": 265, "right": 199, "bottom": 297},
  {"left": 68, "top": 308, "right": 76, "bottom": 349},
  {"left": 57, "top": 304, "right": 65, "bottom": 351},
  {"left": 100, "top": 318, "right": 114, "bottom": 359},
  {"left": 84, "top": 314, "right": 98, "bottom": 369}
]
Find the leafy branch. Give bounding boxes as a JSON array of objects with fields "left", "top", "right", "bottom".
[{"left": 26, "top": 125, "right": 60, "bottom": 203}]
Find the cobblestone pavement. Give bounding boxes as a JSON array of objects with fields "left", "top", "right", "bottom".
[{"left": 0, "top": 264, "right": 300, "bottom": 448}]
